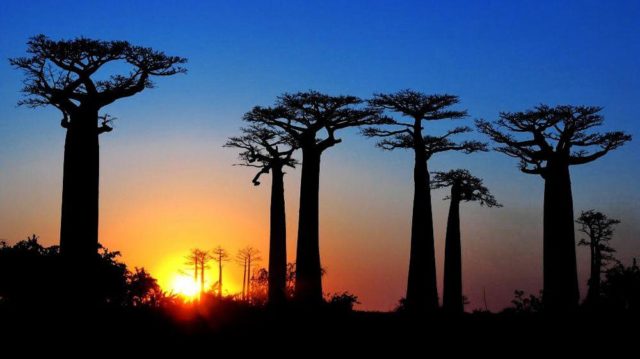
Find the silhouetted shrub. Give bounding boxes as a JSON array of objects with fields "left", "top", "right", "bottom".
[{"left": 326, "top": 292, "right": 360, "bottom": 312}]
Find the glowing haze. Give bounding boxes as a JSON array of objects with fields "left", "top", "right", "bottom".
[{"left": 1, "top": 0, "right": 639, "bottom": 310}]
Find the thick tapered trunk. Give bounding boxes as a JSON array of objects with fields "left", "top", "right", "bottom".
[
  {"left": 268, "top": 165, "right": 288, "bottom": 307},
  {"left": 60, "top": 109, "right": 100, "bottom": 260},
  {"left": 543, "top": 162, "right": 579, "bottom": 312},
  {"left": 405, "top": 130, "right": 438, "bottom": 312},
  {"left": 294, "top": 147, "right": 323, "bottom": 305},
  {"left": 59, "top": 109, "right": 100, "bottom": 301},
  {"left": 586, "top": 248, "right": 601, "bottom": 304},
  {"left": 443, "top": 187, "right": 463, "bottom": 314}
]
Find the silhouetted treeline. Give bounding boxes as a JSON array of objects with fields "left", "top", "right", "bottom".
[{"left": 0, "top": 235, "right": 163, "bottom": 307}]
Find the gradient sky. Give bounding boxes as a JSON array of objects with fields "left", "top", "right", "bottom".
[{"left": 1, "top": 0, "right": 638, "bottom": 311}]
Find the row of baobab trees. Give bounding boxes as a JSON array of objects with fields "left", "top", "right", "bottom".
[
  {"left": 184, "top": 246, "right": 262, "bottom": 301},
  {"left": 10, "top": 35, "right": 632, "bottom": 313}
]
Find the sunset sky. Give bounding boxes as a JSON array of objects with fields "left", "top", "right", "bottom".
[{"left": 1, "top": 0, "right": 638, "bottom": 310}]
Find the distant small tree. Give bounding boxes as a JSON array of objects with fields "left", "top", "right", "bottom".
[
  {"left": 601, "top": 259, "right": 640, "bottom": 312},
  {"left": 365, "top": 90, "right": 485, "bottom": 312},
  {"left": 211, "top": 246, "right": 230, "bottom": 298},
  {"left": 477, "top": 105, "right": 631, "bottom": 312},
  {"left": 225, "top": 126, "right": 296, "bottom": 306},
  {"left": 237, "top": 247, "right": 261, "bottom": 301},
  {"left": 185, "top": 249, "right": 213, "bottom": 298},
  {"left": 431, "top": 169, "right": 500, "bottom": 314},
  {"left": 576, "top": 210, "right": 620, "bottom": 305}
]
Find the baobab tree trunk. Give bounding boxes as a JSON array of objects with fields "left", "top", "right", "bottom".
[
  {"left": 405, "top": 131, "right": 439, "bottom": 312},
  {"left": 587, "top": 246, "right": 601, "bottom": 304},
  {"left": 59, "top": 108, "right": 100, "bottom": 301},
  {"left": 242, "top": 257, "right": 247, "bottom": 301},
  {"left": 268, "top": 165, "right": 287, "bottom": 307},
  {"left": 247, "top": 256, "right": 252, "bottom": 301},
  {"left": 60, "top": 108, "right": 100, "bottom": 260},
  {"left": 200, "top": 259, "right": 205, "bottom": 297},
  {"left": 218, "top": 258, "right": 223, "bottom": 298},
  {"left": 543, "top": 162, "right": 579, "bottom": 312},
  {"left": 295, "top": 147, "right": 323, "bottom": 305},
  {"left": 443, "top": 186, "right": 463, "bottom": 314}
]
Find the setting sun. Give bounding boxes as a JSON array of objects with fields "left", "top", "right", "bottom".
[{"left": 170, "top": 275, "right": 200, "bottom": 299}]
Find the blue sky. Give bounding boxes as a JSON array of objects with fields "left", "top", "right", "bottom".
[{"left": 1, "top": 0, "right": 638, "bottom": 310}]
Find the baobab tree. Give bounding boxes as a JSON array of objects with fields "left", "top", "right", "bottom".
[
  {"left": 244, "top": 91, "right": 387, "bottom": 305},
  {"left": 184, "top": 249, "right": 210, "bottom": 297},
  {"left": 9, "top": 35, "right": 186, "bottom": 264},
  {"left": 431, "top": 169, "right": 501, "bottom": 314},
  {"left": 477, "top": 105, "right": 631, "bottom": 311},
  {"left": 576, "top": 210, "right": 620, "bottom": 305},
  {"left": 365, "top": 90, "right": 485, "bottom": 312},
  {"left": 211, "top": 246, "right": 230, "bottom": 298},
  {"left": 225, "top": 126, "right": 297, "bottom": 306},
  {"left": 236, "top": 247, "right": 261, "bottom": 301}
]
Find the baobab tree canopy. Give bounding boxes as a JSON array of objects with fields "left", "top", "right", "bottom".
[
  {"left": 224, "top": 125, "right": 298, "bottom": 185},
  {"left": 476, "top": 105, "right": 631, "bottom": 176},
  {"left": 244, "top": 91, "right": 388, "bottom": 150},
  {"left": 431, "top": 169, "right": 501, "bottom": 207},
  {"left": 10, "top": 34, "right": 187, "bottom": 118}
]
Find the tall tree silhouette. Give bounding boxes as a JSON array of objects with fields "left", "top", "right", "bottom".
[
  {"left": 237, "top": 247, "right": 261, "bottom": 302},
  {"left": 211, "top": 246, "right": 230, "bottom": 298},
  {"left": 477, "top": 105, "right": 631, "bottom": 311},
  {"left": 365, "top": 90, "right": 484, "bottom": 312},
  {"left": 184, "top": 249, "right": 210, "bottom": 299},
  {"left": 431, "top": 169, "right": 500, "bottom": 314},
  {"left": 225, "top": 126, "right": 297, "bottom": 306},
  {"left": 9, "top": 35, "right": 186, "bottom": 264},
  {"left": 237, "top": 253, "right": 248, "bottom": 300},
  {"left": 576, "top": 210, "right": 620, "bottom": 305},
  {"left": 244, "top": 91, "right": 386, "bottom": 305},
  {"left": 184, "top": 249, "right": 201, "bottom": 284}
]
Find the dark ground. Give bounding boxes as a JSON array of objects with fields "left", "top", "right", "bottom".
[{"left": 1, "top": 304, "right": 637, "bottom": 354}]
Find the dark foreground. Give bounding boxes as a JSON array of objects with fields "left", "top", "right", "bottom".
[{"left": 1, "top": 303, "right": 637, "bottom": 354}]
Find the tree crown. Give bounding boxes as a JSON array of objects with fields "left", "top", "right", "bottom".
[
  {"left": 10, "top": 34, "right": 187, "bottom": 127},
  {"left": 224, "top": 125, "right": 298, "bottom": 186},
  {"left": 243, "top": 91, "right": 388, "bottom": 152},
  {"left": 363, "top": 90, "right": 483, "bottom": 157},
  {"left": 431, "top": 169, "right": 501, "bottom": 207},
  {"left": 369, "top": 89, "right": 468, "bottom": 121},
  {"left": 576, "top": 210, "right": 620, "bottom": 258},
  {"left": 476, "top": 105, "right": 631, "bottom": 176}
]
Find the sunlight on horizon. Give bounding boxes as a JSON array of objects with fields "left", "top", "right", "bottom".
[{"left": 154, "top": 253, "right": 241, "bottom": 299}]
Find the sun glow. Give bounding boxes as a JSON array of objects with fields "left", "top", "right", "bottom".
[{"left": 170, "top": 275, "right": 200, "bottom": 299}]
